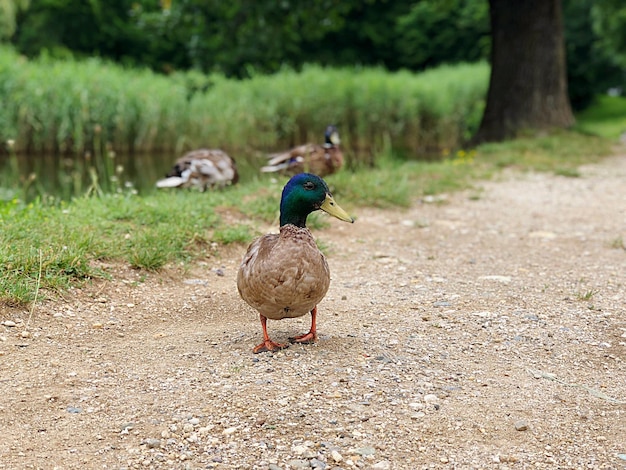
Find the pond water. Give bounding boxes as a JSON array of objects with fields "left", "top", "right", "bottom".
[{"left": 0, "top": 151, "right": 259, "bottom": 201}]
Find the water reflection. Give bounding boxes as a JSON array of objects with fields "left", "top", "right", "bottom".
[{"left": 0, "top": 151, "right": 259, "bottom": 201}]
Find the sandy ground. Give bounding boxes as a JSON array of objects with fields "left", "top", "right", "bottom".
[{"left": 1, "top": 156, "right": 625, "bottom": 470}]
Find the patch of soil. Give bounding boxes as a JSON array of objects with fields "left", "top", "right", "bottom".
[{"left": 1, "top": 156, "right": 626, "bottom": 469}]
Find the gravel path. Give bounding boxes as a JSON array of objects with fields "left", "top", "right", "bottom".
[{"left": 1, "top": 156, "right": 625, "bottom": 469}]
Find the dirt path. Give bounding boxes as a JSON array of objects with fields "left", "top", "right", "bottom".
[{"left": 1, "top": 156, "right": 626, "bottom": 469}]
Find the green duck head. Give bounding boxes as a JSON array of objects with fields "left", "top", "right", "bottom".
[{"left": 279, "top": 173, "right": 353, "bottom": 228}]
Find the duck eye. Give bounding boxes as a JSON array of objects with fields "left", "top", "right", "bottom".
[{"left": 303, "top": 181, "right": 315, "bottom": 190}]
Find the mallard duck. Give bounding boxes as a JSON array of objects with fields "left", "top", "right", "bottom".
[
  {"left": 237, "top": 173, "right": 354, "bottom": 353},
  {"left": 156, "top": 149, "right": 238, "bottom": 191},
  {"left": 261, "top": 125, "right": 344, "bottom": 177}
]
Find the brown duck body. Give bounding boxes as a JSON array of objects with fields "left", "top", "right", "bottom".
[
  {"left": 262, "top": 144, "right": 343, "bottom": 177},
  {"left": 156, "top": 149, "right": 238, "bottom": 190},
  {"left": 237, "top": 224, "right": 330, "bottom": 321}
]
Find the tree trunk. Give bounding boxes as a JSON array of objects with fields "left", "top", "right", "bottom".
[{"left": 473, "top": 0, "right": 575, "bottom": 143}]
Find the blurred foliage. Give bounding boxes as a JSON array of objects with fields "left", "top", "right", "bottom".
[
  {"left": 564, "top": 0, "right": 624, "bottom": 109},
  {"left": 0, "top": 0, "right": 28, "bottom": 39},
  {"left": 1, "top": 0, "right": 625, "bottom": 110},
  {"left": 395, "top": 0, "right": 490, "bottom": 69},
  {"left": 591, "top": 0, "right": 626, "bottom": 67}
]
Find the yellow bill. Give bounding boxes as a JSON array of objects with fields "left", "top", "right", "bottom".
[{"left": 320, "top": 194, "right": 354, "bottom": 223}]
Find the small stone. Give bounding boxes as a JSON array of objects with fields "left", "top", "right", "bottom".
[
  {"left": 222, "top": 426, "right": 238, "bottom": 435},
  {"left": 189, "top": 417, "right": 200, "bottom": 425},
  {"left": 423, "top": 394, "right": 439, "bottom": 404},
  {"left": 331, "top": 450, "right": 343, "bottom": 462},
  {"left": 287, "top": 459, "right": 310, "bottom": 469},
  {"left": 311, "top": 459, "right": 327, "bottom": 469},
  {"left": 269, "top": 465, "right": 283, "bottom": 470},
  {"left": 617, "top": 454, "right": 626, "bottom": 461},
  {"left": 215, "top": 268, "right": 225, "bottom": 277},
  {"left": 372, "top": 461, "right": 391, "bottom": 470},
  {"left": 292, "top": 445, "right": 308, "bottom": 455},
  {"left": 66, "top": 407, "right": 82, "bottom": 414},
  {"left": 514, "top": 420, "right": 529, "bottom": 431},
  {"left": 145, "top": 438, "right": 161, "bottom": 449},
  {"left": 20, "top": 331, "right": 31, "bottom": 338},
  {"left": 182, "top": 423, "right": 194, "bottom": 433},
  {"left": 92, "top": 323, "right": 104, "bottom": 329},
  {"left": 355, "top": 446, "right": 375, "bottom": 456},
  {"left": 198, "top": 426, "right": 214, "bottom": 434},
  {"left": 3, "top": 321, "right": 16, "bottom": 327}
]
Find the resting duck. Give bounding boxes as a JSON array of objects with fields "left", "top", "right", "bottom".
[
  {"left": 237, "top": 173, "right": 354, "bottom": 353},
  {"left": 156, "top": 149, "right": 238, "bottom": 191},
  {"left": 261, "top": 125, "right": 344, "bottom": 177}
]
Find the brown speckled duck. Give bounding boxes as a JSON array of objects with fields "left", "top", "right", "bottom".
[
  {"left": 261, "top": 125, "right": 344, "bottom": 177},
  {"left": 156, "top": 149, "right": 238, "bottom": 191},
  {"left": 237, "top": 173, "right": 353, "bottom": 353}
]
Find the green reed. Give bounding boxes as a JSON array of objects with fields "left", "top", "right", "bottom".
[{"left": 0, "top": 45, "right": 489, "bottom": 167}]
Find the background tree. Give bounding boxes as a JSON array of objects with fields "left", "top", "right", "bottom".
[
  {"left": 474, "top": 0, "right": 575, "bottom": 142},
  {"left": 0, "top": 0, "right": 29, "bottom": 40}
]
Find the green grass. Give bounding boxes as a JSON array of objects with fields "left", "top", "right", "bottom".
[
  {"left": 0, "top": 49, "right": 623, "bottom": 307},
  {"left": 0, "top": 126, "right": 617, "bottom": 307},
  {"left": 575, "top": 95, "right": 626, "bottom": 139}
]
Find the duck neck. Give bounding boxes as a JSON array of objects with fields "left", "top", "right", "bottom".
[{"left": 280, "top": 211, "right": 308, "bottom": 228}]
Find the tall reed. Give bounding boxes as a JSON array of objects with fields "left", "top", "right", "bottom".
[{"left": 0, "top": 45, "right": 489, "bottom": 166}]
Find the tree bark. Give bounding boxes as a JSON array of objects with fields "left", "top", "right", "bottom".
[{"left": 473, "top": 0, "right": 575, "bottom": 143}]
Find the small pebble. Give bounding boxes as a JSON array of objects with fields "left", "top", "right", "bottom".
[
  {"left": 423, "top": 394, "right": 439, "bottom": 404},
  {"left": 311, "top": 458, "right": 327, "bottom": 469},
  {"left": 287, "top": 459, "right": 310, "bottom": 469},
  {"left": 331, "top": 450, "right": 343, "bottom": 462},
  {"left": 145, "top": 438, "right": 161, "bottom": 449},
  {"left": 269, "top": 465, "right": 283, "bottom": 470},
  {"left": 3, "top": 321, "right": 16, "bottom": 327},
  {"left": 372, "top": 461, "right": 391, "bottom": 470},
  {"left": 514, "top": 420, "right": 529, "bottom": 431}
]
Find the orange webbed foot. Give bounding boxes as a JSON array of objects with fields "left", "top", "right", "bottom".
[
  {"left": 253, "top": 339, "right": 289, "bottom": 354},
  {"left": 289, "top": 332, "right": 317, "bottom": 344}
]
